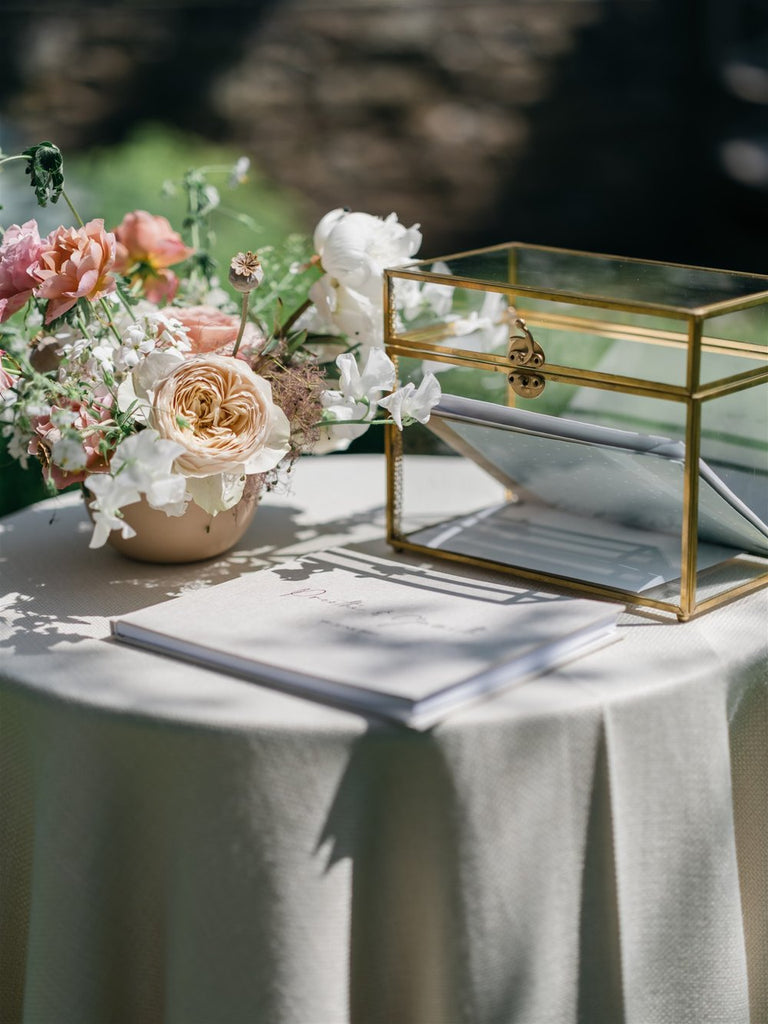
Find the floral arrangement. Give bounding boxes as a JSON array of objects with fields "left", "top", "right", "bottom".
[{"left": 0, "top": 142, "right": 444, "bottom": 548}]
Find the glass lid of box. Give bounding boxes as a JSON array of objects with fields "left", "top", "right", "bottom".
[{"left": 400, "top": 244, "right": 768, "bottom": 313}]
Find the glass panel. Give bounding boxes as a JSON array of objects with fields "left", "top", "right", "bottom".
[
  {"left": 699, "top": 306, "right": 768, "bottom": 386},
  {"left": 700, "top": 383, "right": 768, "bottom": 528},
  {"left": 397, "top": 376, "right": 693, "bottom": 598},
  {"left": 694, "top": 385, "right": 768, "bottom": 607},
  {"left": 515, "top": 304, "right": 689, "bottom": 387},
  {"left": 423, "top": 245, "right": 768, "bottom": 310},
  {"left": 398, "top": 420, "right": 508, "bottom": 536}
]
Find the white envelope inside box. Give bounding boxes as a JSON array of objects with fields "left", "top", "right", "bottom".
[{"left": 409, "top": 394, "right": 768, "bottom": 593}]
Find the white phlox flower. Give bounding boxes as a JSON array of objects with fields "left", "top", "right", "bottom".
[
  {"left": 115, "top": 313, "right": 191, "bottom": 374},
  {"left": 378, "top": 373, "right": 442, "bottom": 430},
  {"left": 2, "top": 422, "right": 30, "bottom": 467},
  {"left": 51, "top": 436, "right": 88, "bottom": 473},
  {"left": 49, "top": 407, "right": 78, "bottom": 428}
]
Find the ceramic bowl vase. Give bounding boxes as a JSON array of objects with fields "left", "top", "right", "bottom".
[{"left": 87, "top": 488, "right": 258, "bottom": 563}]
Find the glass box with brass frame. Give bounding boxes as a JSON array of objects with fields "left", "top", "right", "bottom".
[{"left": 384, "top": 243, "right": 768, "bottom": 620}]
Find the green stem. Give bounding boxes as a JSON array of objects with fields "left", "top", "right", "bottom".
[
  {"left": 279, "top": 297, "right": 312, "bottom": 337},
  {"left": 232, "top": 291, "right": 250, "bottom": 357},
  {"left": 114, "top": 281, "right": 137, "bottom": 321},
  {"left": 0, "top": 154, "right": 25, "bottom": 168},
  {"left": 61, "top": 188, "right": 85, "bottom": 228},
  {"left": 316, "top": 416, "right": 392, "bottom": 428}
]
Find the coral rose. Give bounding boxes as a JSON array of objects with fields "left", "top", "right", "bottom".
[
  {"left": 0, "top": 220, "right": 43, "bottom": 323},
  {"left": 34, "top": 219, "right": 117, "bottom": 323},
  {"left": 113, "top": 210, "right": 194, "bottom": 303},
  {"left": 151, "top": 354, "right": 290, "bottom": 478},
  {"left": 27, "top": 400, "right": 112, "bottom": 489},
  {"left": 171, "top": 305, "right": 263, "bottom": 355},
  {"left": 0, "top": 352, "right": 15, "bottom": 392}
]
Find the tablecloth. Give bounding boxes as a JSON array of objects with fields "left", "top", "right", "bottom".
[{"left": 1, "top": 455, "right": 766, "bottom": 1024}]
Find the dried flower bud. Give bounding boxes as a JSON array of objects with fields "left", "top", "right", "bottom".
[{"left": 229, "top": 251, "right": 264, "bottom": 293}]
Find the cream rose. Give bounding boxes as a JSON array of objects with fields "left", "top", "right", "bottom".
[{"left": 151, "top": 355, "right": 290, "bottom": 479}]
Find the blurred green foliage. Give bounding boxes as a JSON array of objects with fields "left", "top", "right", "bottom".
[{"left": 0, "top": 125, "right": 311, "bottom": 518}]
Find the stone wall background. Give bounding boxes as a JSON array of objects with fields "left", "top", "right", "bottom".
[{"left": 1, "top": 0, "right": 767, "bottom": 270}]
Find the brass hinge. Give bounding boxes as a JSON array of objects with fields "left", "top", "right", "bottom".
[{"left": 508, "top": 316, "right": 545, "bottom": 398}]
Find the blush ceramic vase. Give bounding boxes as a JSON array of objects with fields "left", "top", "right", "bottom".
[{"left": 86, "top": 488, "right": 258, "bottom": 563}]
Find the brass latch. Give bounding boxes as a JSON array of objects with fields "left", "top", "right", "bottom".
[{"left": 508, "top": 316, "right": 545, "bottom": 398}]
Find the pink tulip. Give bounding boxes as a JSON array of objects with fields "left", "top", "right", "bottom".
[
  {"left": 0, "top": 220, "right": 43, "bottom": 323},
  {"left": 35, "top": 219, "right": 117, "bottom": 324}
]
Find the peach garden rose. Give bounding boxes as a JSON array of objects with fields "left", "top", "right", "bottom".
[
  {"left": 34, "top": 218, "right": 117, "bottom": 323},
  {"left": 151, "top": 354, "right": 290, "bottom": 478}
]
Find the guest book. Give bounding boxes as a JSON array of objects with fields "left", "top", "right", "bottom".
[{"left": 111, "top": 547, "right": 619, "bottom": 729}]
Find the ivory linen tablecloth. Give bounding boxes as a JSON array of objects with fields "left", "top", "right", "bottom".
[{"left": 0, "top": 455, "right": 766, "bottom": 1024}]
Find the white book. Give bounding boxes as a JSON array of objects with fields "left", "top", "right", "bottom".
[{"left": 111, "top": 547, "right": 619, "bottom": 730}]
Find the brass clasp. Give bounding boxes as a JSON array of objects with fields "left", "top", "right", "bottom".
[{"left": 508, "top": 316, "right": 545, "bottom": 398}]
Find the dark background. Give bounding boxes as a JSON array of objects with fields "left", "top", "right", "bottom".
[{"left": 2, "top": 0, "right": 768, "bottom": 268}]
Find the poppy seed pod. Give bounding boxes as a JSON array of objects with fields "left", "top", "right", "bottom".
[{"left": 228, "top": 251, "right": 264, "bottom": 292}]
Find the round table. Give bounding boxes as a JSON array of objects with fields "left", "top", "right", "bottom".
[{"left": 1, "top": 455, "right": 766, "bottom": 1024}]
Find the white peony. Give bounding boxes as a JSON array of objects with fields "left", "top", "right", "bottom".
[{"left": 315, "top": 209, "right": 422, "bottom": 304}]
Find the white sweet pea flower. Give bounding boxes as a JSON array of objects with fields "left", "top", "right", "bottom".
[
  {"left": 396, "top": 262, "right": 454, "bottom": 322},
  {"left": 423, "top": 292, "right": 513, "bottom": 374},
  {"left": 85, "top": 474, "right": 139, "bottom": 548},
  {"left": 109, "top": 429, "right": 188, "bottom": 512},
  {"left": 308, "top": 275, "right": 383, "bottom": 354},
  {"left": 184, "top": 472, "right": 246, "bottom": 516},
  {"left": 420, "top": 262, "right": 455, "bottom": 317},
  {"left": 312, "top": 407, "right": 371, "bottom": 455},
  {"left": 378, "top": 373, "right": 442, "bottom": 430},
  {"left": 85, "top": 429, "right": 189, "bottom": 547},
  {"left": 320, "top": 349, "right": 395, "bottom": 423},
  {"left": 315, "top": 350, "right": 398, "bottom": 454},
  {"left": 336, "top": 349, "right": 396, "bottom": 403},
  {"left": 315, "top": 209, "right": 422, "bottom": 304}
]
